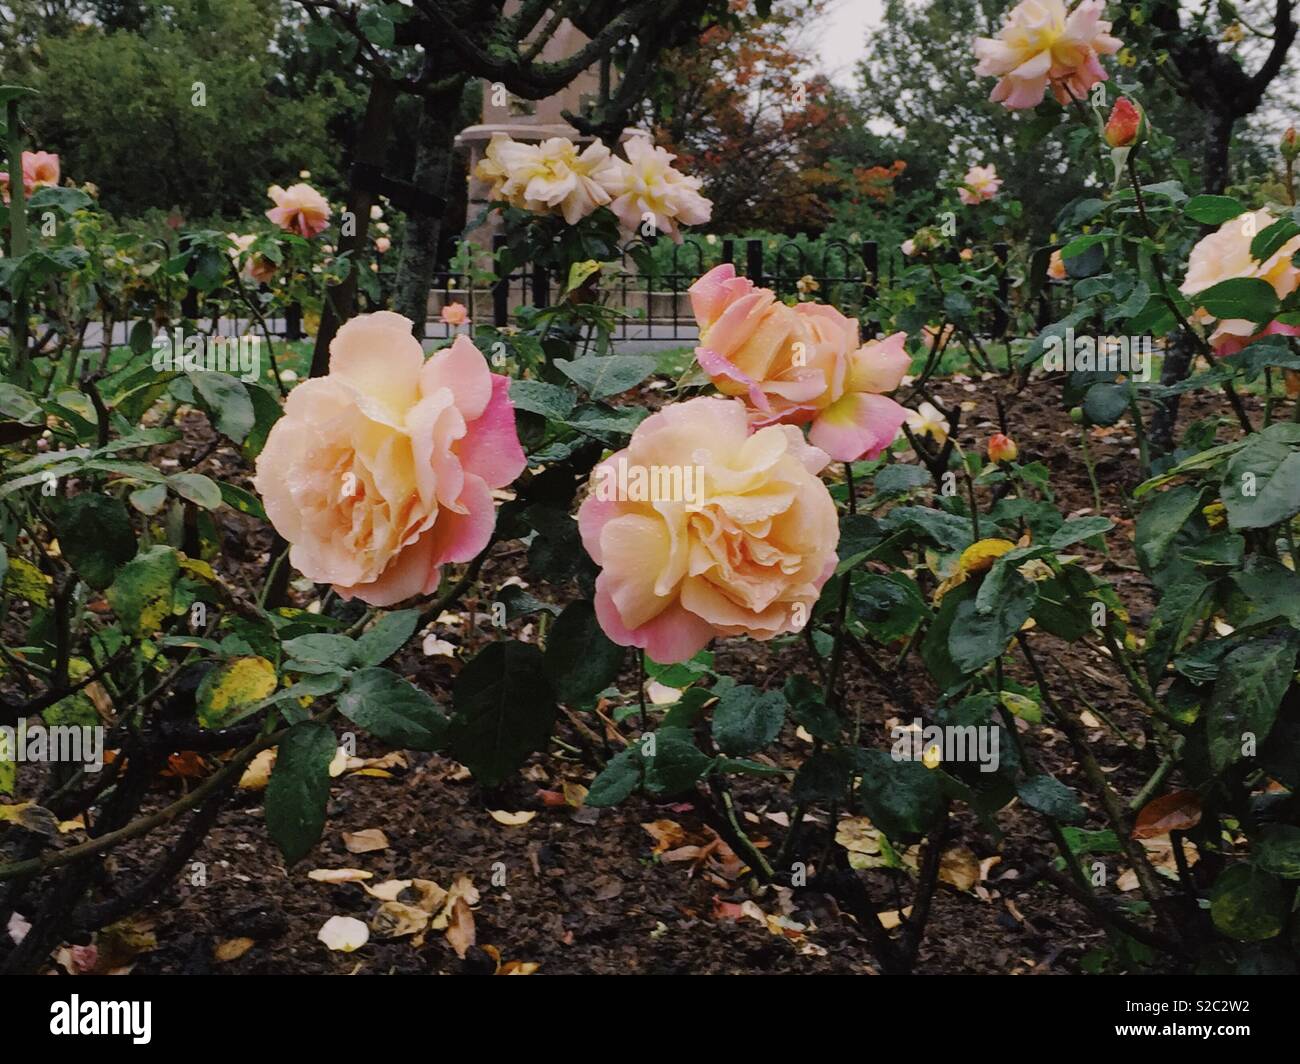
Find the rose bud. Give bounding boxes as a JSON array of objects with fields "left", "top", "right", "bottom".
[
  {"left": 1104, "top": 97, "right": 1142, "bottom": 149},
  {"left": 1283, "top": 127, "right": 1299, "bottom": 162},
  {"left": 988, "top": 433, "right": 1019, "bottom": 463}
]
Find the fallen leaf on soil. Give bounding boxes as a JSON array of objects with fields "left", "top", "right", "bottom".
[
  {"left": 877, "top": 907, "right": 912, "bottom": 930},
  {"left": 1132, "top": 789, "right": 1202, "bottom": 839},
  {"left": 239, "top": 748, "right": 276, "bottom": 791},
  {"left": 318, "top": 915, "right": 369, "bottom": 952},
  {"left": 342, "top": 828, "right": 388, "bottom": 854},
  {"left": 214, "top": 937, "right": 255, "bottom": 962},
  {"left": 489, "top": 809, "right": 537, "bottom": 826},
  {"left": 162, "top": 751, "right": 208, "bottom": 778},
  {"left": 642, "top": 819, "right": 688, "bottom": 854},
  {"left": 363, "top": 879, "right": 413, "bottom": 901},
  {"left": 371, "top": 901, "right": 430, "bottom": 939},
  {"left": 308, "top": 868, "right": 374, "bottom": 884},
  {"left": 939, "top": 846, "right": 980, "bottom": 891},
  {"left": 562, "top": 781, "right": 588, "bottom": 807},
  {"left": 445, "top": 897, "right": 475, "bottom": 958},
  {"left": 96, "top": 917, "right": 156, "bottom": 971}
]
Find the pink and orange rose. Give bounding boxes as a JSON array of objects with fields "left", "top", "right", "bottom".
[
  {"left": 0, "top": 150, "right": 60, "bottom": 204},
  {"left": 254, "top": 311, "right": 524, "bottom": 606},
  {"left": 974, "top": 0, "right": 1122, "bottom": 110},
  {"left": 1179, "top": 208, "right": 1300, "bottom": 352},
  {"left": 266, "top": 182, "right": 332, "bottom": 239},
  {"left": 578, "top": 397, "right": 839, "bottom": 663},
  {"left": 690, "top": 264, "right": 911, "bottom": 462}
]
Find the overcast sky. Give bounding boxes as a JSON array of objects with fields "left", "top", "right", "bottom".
[{"left": 815, "top": 0, "right": 887, "bottom": 86}]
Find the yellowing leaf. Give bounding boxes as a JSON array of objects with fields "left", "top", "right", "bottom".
[
  {"left": 214, "top": 937, "right": 255, "bottom": 962},
  {"left": 938, "top": 846, "right": 980, "bottom": 892},
  {"left": 196, "top": 656, "right": 277, "bottom": 729},
  {"left": 3, "top": 555, "right": 51, "bottom": 608},
  {"left": 932, "top": 538, "right": 1017, "bottom": 603},
  {"left": 371, "top": 901, "right": 430, "bottom": 939}
]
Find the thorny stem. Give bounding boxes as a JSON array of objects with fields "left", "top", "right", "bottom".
[{"left": 1016, "top": 632, "right": 1181, "bottom": 947}]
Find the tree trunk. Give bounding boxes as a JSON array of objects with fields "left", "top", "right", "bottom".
[
  {"left": 309, "top": 77, "right": 397, "bottom": 379},
  {"left": 1203, "top": 107, "right": 1234, "bottom": 195},
  {"left": 393, "top": 81, "right": 466, "bottom": 336}
]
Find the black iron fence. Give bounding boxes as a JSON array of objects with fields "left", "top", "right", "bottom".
[{"left": 417, "top": 235, "right": 1066, "bottom": 344}]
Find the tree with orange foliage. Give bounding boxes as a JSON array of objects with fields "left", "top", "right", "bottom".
[{"left": 641, "top": 0, "right": 896, "bottom": 233}]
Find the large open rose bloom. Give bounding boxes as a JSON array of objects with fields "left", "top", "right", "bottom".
[
  {"left": 602, "top": 136, "right": 713, "bottom": 242},
  {"left": 254, "top": 311, "right": 525, "bottom": 606},
  {"left": 266, "top": 182, "right": 332, "bottom": 238},
  {"left": 1179, "top": 208, "right": 1300, "bottom": 351},
  {"left": 578, "top": 397, "right": 839, "bottom": 663},
  {"left": 477, "top": 133, "right": 620, "bottom": 224},
  {"left": 690, "top": 264, "right": 910, "bottom": 462},
  {"left": 974, "top": 0, "right": 1121, "bottom": 110}
]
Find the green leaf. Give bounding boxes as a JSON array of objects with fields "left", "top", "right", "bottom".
[
  {"left": 1017, "top": 773, "right": 1086, "bottom": 823},
  {"left": 710, "top": 685, "right": 787, "bottom": 756},
  {"left": 196, "top": 656, "right": 279, "bottom": 728},
  {"left": 854, "top": 749, "right": 946, "bottom": 839},
  {"left": 1255, "top": 825, "right": 1300, "bottom": 879},
  {"left": 106, "top": 544, "right": 179, "bottom": 635},
  {"left": 190, "top": 371, "right": 255, "bottom": 444},
  {"left": 1210, "top": 864, "right": 1289, "bottom": 941},
  {"left": 555, "top": 355, "right": 658, "bottom": 400},
  {"left": 948, "top": 572, "right": 1036, "bottom": 673},
  {"left": 1251, "top": 217, "right": 1300, "bottom": 263},
  {"left": 168, "top": 472, "right": 223, "bottom": 510},
  {"left": 1221, "top": 432, "right": 1300, "bottom": 530},
  {"left": 881, "top": 505, "right": 974, "bottom": 552},
  {"left": 218, "top": 481, "right": 267, "bottom": 521},
  {"left": 1230, "top": 558, "right": 1300, "bottom": 627},
  {"left": 1188, "top": 277, "right": 1279, "bottom": 325},
  {"left": 783, "top": 674, "right": 839, "bottom": 743},
  {"left": 641, "top": 728, "right": 712, "bottom": 796},
  {"left": 544, "top": 600, "right": 625, "bottom": 704},
  {"left": 1135, "top": 484, "right": 1203, "bottom": 570},
  {"left": 874, "top": 463, "right": 930, "bottom": 496},
  {"left": 1184, "top": 195, "right": 1246, "bottom": 225},
  {"left": 851, "top": 571, "right": 927, "bottom": 643},
  {"left": 129, "top": 482, "right": 168, "bottom": 515},
  {"left": 1207, "top": 634, "right": 1297, "bottom": 773},
  {"left": 509, "top": 379, "right": 576, "bottom": 420},
  {"left": 282, "top": 632, "right": 358, "bottom": 668},
  {"left": 265, "top": 720, "right": 337, "bottom": 865},
  {"left": 1049, "top": 516, "right": 1114, "bottom": 550},
  {"left": 353, "top": 609, "right": 420, "bottom": 667},
  {"left": 448, "top": 641, "right": 557, "bottom": 787},
  {"left": 585, "top": 745, "right": 643, "bottom": 807},
  {"left": 52, "top": 494, "right": 137, "bottom": 590},
  {"left": 338, "top": 667, "right": 448, "bottom": 751}
]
